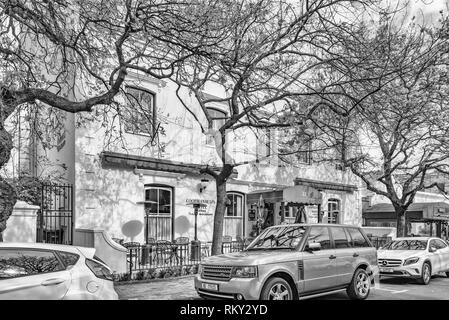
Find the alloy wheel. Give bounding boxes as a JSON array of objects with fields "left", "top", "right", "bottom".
[
  {"left": 423, "top": 264, "right": 431, "bottom": 283},
  {"left": 355, "top": 272, "right": 370, "bottom": 297},
  {"left": 269, "top": 283, "right": 290, "bottom": 300}
]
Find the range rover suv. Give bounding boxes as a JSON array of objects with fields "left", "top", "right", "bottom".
[{"left": 195, "top": 223, "right": 379, "bottom": 300}]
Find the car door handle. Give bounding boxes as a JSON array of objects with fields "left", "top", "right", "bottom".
[
  {"left": 329, "top": 255, "right": 336, "bottom": 260},
  {"left": 353, "top": 253, "right": 359, "bottom": 257},
  {"left": 41, "top": 278, "right": 66, "bottom": 286}
]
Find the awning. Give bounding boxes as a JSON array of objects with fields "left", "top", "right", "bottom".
[
  {"left": 100, "top": 151, "right": 238, "bottom": 177},
  {"left": 247, "top": 185, "right": 322, "bottom": 205},
  {"left": 363, "top": 202, "right": 449, "bottom": 221}
]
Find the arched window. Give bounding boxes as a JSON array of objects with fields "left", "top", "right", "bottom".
[
  {"left": 224, "top": 192, "right": 244, "bottom": 239},
  {"left": 144, "top": 185, "right": 173, "bottom": 242},
  {"left": 327, "top": 198, "right": 340, "bottom": 224}
]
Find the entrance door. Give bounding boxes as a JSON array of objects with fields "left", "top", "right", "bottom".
[
  {"left": 302, "top": 226, "right": 337, "bottom": 293},
  {"left": 224, "top": 192, "right": 244, "bottom": 239}
]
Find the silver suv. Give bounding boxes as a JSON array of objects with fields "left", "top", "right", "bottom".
[{"left": 195, "top": 223, "right": 379, "bottom": 300}]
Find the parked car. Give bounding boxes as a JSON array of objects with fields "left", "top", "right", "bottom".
[
  {"left": 195, "top": 223, "right": 379, "bottom": 300},
  {"left": 0, "top": 242, "right": 118, "bottom": 300},
  {"left": 377, "top": 237, "right": 449, "bottom": 285}
]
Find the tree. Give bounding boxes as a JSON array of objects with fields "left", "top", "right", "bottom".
[
  {"left": 281, "top": 13, "right": 449, "bottom": 237},
  {"left": 0, "top": 0, "right": 215, "bottom": 240},
  {"left": 159, "top": 0, "right": 398, "bottom": 254}
]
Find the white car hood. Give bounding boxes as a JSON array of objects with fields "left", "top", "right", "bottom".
[{"left": 377, "top": 250, "right": 426, "bottom": 260}]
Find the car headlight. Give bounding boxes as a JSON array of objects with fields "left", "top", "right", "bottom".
[
  {"left": 231, "top": 266, "right": 258, "bottom": 278},
  {"left": 403, "top": 257, "right": 420, "bottom": 266}
]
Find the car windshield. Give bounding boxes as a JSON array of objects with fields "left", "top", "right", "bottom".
[
  {"left": 382, "top": 240, "right": 428, "bottom": 250},
  {"left": 245, "top": 225, "right": 307, "bottom": 250}
]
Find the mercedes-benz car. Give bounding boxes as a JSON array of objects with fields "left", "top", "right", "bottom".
[
  {"left": 0, "top": 243, "right": 118, "bottom": 300},
  {"left": 377, "top": 237, "right": 449, "bottom": 284},
  {"left": 195, "top": 223, "right": 379, "bottom": 300}
]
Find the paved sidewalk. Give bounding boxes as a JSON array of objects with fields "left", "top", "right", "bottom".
[{"left": 115, "top": 275, "right": 200, "bottom": 300}]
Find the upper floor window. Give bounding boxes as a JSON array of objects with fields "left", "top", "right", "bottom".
[
  {"left": 256, "top": 128, "right": 271, "bottom": 159},
  {"left": 297, "top": 141, "right": 312, "bottom": 164},
  {"left": 206, "top": 107, "right": 226, "bottom": 145},
  {"left": 123, "top": 86, "right": 157, "bottom": 136}
]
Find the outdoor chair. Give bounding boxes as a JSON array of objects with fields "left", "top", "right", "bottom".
[{"left": 155, "top": 240, "right": 178, "bottom": 266}]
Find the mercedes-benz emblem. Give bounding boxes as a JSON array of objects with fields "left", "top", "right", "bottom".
[{"left": 382, "top": 260, "right": 387, "bottom": 266}]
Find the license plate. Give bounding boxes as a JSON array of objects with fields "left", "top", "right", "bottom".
[
  {"left": 380, "top": 268, "right": 394, "bottom": 273},
  {"left": 202, "top": 283, "right": 218, "bottom": 291}
]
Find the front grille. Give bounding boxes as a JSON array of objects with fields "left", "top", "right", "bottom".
[
  {"left": 378, "top": 259, "right": 402, "bottom": 267},
  {"left": 202, "top": 265, "right": 233, "bottom": 281}
]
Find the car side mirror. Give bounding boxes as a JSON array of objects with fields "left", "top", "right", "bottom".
[
  {"left": 306, "top": 242, "right": 321, "bottom": 252},
  {"left": 429, "top": 246, "right": 437, "bottom": 253}
]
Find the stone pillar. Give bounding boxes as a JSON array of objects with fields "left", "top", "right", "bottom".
[{"left": 3, "top": 201, "right": 39, "bottom": 243}]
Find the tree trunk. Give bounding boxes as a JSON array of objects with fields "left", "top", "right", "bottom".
[
  {"left": 395, "top": 207, "right": 407, "bottom": 238},
  {"left": 211, "top": 178, "right": 227, "bottom": 255},
  {"left": 0, "top": 122, "right": 17, "bottom": 242}
]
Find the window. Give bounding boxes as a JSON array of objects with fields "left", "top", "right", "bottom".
[
  {"left": 296, "top": 140, "right": 312, "bottom": 164},
  {"left": 256, "top": 128, "right": 271, "bottom": 159},
  {"left": 123, "top": 86, "right": 156, "bottom": 136},
  {"left": 347, "top": 228, "right": 370, "bottom": 248},
  {"left": 224, "top": 192, "right": 244, "bottom": 239},
  {"left": 226, "top": 193, "right": 243, "bottom": 217},
  {"left": 327, "top": 199, "right": 340, "bottom": 224},
  {"left": 0, "top": 249, "right": 64, "bottom": 279},
  {"left": 144, "top": 185, "right": 173, "bottom": 242},
  {"left": 331, "top": 227, "right": 351, "bottom": 249},
  {"left": 206, "top": 108, "right": 226, "bottom": 145},
  {"left": 306, "top": 226, "right": 331, "bottom": 250},
  {"left": 57, "top": 251, "right": 79, "bottom": 267},
  {"left": 434, "top": 239, "right": 448, "bottom": 249}
]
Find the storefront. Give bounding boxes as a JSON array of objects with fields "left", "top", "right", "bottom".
[
  {"left": 246, "top": 185, "right": 322, "bottom": 231},
  {"left": 363, "top": 202, "right": 449, "bottom": 239}
]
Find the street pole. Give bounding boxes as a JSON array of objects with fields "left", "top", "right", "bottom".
[{"left": 194, "top": 205, "right": 198, "bottom": 241}]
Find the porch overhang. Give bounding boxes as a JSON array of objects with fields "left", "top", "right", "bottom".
[
  {"left": 294, "top": 177, "right": 358, "bottom": 193},
  {"left": 246, "top": 185, "right": 322, "bottom": 205},
  {"left": 100, "top": 151, "right": 238, "bottom": 178}
]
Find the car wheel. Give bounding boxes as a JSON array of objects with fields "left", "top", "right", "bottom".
[
  {"left": 347, "top": 268, "right": 371, "bottom": 300},
  {"left": 417, "top": 262, "right": 431, "bottom": 285},
  {"left": 446, "top": 271, "right": 449, "bottom": 278},
  {"left": 260, "top": 277, "right": 293, "bottom": 300}
]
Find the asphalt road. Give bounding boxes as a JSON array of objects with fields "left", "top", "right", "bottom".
[
  {"left": 316, "top": 273, "right": 449, "bottom": 300},
  {"left": 116, "top": 273, "right": 449, "bottom": 300}
]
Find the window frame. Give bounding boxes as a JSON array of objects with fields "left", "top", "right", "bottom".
[
  {"left": 205, "top": 107, "right": 227, "bottom": 146},
  {"left": 327, "top": 198, "right": 341, "bottom": 224},
  {"left": 0, "top": 248, "right": 67, "bottom": 280},
  {"left": 143, "top": 184, "right": 175, "bottom": 242},
  {"left": 303, "top": 226, "right": 332, "bottom": 251},
  {"left": 330, "top": 226, "right": 351, "bottom": 249},
  {"left": 224, "top": 191, "right": 245, "bottom": 238},
  {"left": 123, "top": 85, "right": 157, "bottom": 137}
]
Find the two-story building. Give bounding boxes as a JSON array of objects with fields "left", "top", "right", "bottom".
[{"left": 4, "top": 71, "right": 365, "bottom": 245}]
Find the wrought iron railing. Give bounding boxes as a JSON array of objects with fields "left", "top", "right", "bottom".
[{"left": 126, "top": 241, "right": 245, "bottom": 273}]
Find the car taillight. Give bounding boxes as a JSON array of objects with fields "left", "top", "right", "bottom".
[{"left": 85, "top": 258, "right": 114, "bottom": 281}]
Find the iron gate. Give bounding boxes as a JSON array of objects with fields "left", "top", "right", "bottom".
[{"left": 36, "top": 184, "right": 73, "bottom": 244}]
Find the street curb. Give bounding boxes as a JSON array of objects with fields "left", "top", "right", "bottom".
[{"left": 114, "top": 274, "right": 196, "bottom": 286}]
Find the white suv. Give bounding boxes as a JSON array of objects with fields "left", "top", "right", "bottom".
[{"left": 0, "top": 242, "right": 118, "bottom": 300}]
